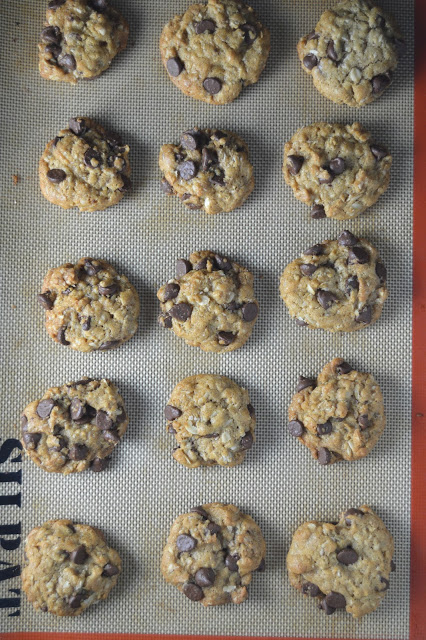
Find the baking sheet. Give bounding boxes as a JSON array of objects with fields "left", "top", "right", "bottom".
[{"left": 0, "top": 0, "right": 414, "bottom": 638}]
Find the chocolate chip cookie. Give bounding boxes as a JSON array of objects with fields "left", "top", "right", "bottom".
[
  {"left": 159, "top": 128, "right": 254, "bottom": 214},
  {"left": 283, "top": 122, "right": 392, "bottom": 220},
  {"left": 287, "top": 506, "right": 394, "bottom": 618},
  {"left": 20, "top": 377, "right": 128, "bottom": 474},
  {"left": 22, "top": 519, "right": 121, "bottom": 615},
  {"left": 39, "top": 0, "right": 128, "bottom": 83},
  {"left": 165, "top": 375, "right": 255, "bottom": 467},
  {"left": 161, "top": 503, "right": 266, "bottom": 606},
  {"left": 288, "top": 358, "right": 385, "bottom": 465},
  {"left": 280, "top": 231, "right": 388, "bottom": 332},
  {"left": 160, "top": 0, "right": 270, "bottom": 104},
  {"left": 297, "top": 0, "right": 404, "bottom": 107},
  {"left": 38, "top": 257, "right": 139, "bottom": 352},
  {"left": 39, "top": 117, "right": 131, "bottom": 212},
  {"left": 157, "top": 251, "right": 259, "bottom": 352}
]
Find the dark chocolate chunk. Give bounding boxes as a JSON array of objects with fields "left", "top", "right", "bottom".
[
  {"left": 167, "top": 57, "right": 184, "bottom": 77},
  {"left": 288, "top": 420, "right": 304, "bottom": 437}
]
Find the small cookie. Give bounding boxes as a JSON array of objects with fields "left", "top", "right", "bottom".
[
  {"left": 22, "top": 519, "right": 121, "bottom": 615},
  {"left": 39, "top": 0, "right": 128, "bottom": 83},
  {"left": 279, "top": 231, "right": 388, "bottom": 332},
  {"left": 20, "top": 377, "right": 128, "bottom": 474},
  {"left": 161, "top": 503, "right": 266, "bottom": 606},
  {"left": 39, "top": 117, "right": 131, "bottom": 212},
  {"left": 159, "top": 128, "right": 254, "bottom": 214},
  {"left": 157, "top": 250, "right": 259, "bottom": 352},
  {"left": 160, "top": 0, "right": 270, "bottom": 104},
  {"left": 287, "top": 506, "right": 394, "bottom": 618},
  {"left": 297, "top": 0, "right": 404, "bottom": 107},
  {"left": 165, "top": 374, "right": 255, "bottom": 467},
  {"left": 283, "top": 122, "right": 392, "bottom": 220},
  {"left": 288, "top": 358, "right": 385, "bottom": 465},
  {"left": 38, "top": 257, "right": 139, "bottom": 352}
]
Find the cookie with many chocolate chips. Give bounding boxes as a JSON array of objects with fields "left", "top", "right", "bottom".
[
  {"left": 20, "top": 377, "right": 128, "bottom": 474},
  {"left": 297, "top": 0, "right": 404, "bottom": 107},
  {"left": 38, "top": 0, "right": 128, "bottom": 83},
  {"left": 22, "top": 519, "right": 121, "bottom": 615},
  {"left": 280, "top": 231, "right": 388, "bottom": 332},
  {"left": 283, "top": 122, "right": 392, "bottom": 220},
  {"left": 287, "top": 506, "right": 394, "bottom": 618},
  {"left": 160, "top": 0, "right": 270, "bottom": 104},
  {"left": 161, "top": 503, "right": 266, "bottom": 606},
  {"left": 159, "top": 128, "right": 254, "bottom": 214},
  {"left": 165, "top": 374, "right": 255, "bottom": 467},
  {"left": 157, "top": 250, "right": 259, "bottom": 352},
  {"left": 38, "top": 257, "right": 139, "bottom": 352},
  {"left": 288, "top": 358, "right": 385, "bottom": 465},
  {"left": 39, "top": 117, "right": 131, "bottom": 212}
]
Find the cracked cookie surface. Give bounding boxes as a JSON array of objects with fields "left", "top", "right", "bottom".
[
  {"left": 39, "top": 117, "right": 131, "bottom": 212},
  {"left": 297, "top": 0, "right": 404, "bottom": 107},
  {"left": 38, "top": 257, "right": 139, "bottom": 352},
  {"left": 160, "top": 0, "right": 270, "bottom": 104},
  {"left": 20, "top": 377, "right": 128, "bottom": 474},
  {"left": 39, "top": 0, "right": 128, "bottom": 84},
  {"left": 159, "top": 128, "right": 254, "bottom": 214},
  {"left": 287, "top": 506, "right": 394, "bottom": 618},
  {"left": 165, "top": 374, "right": 255, "bottom": 468},
  {"left": 280, "top": 231, "right": 388, "bottom": 332},
  {"left": 22, "top": 519, "right": 121, "bottom": 616},
  {"left": 283, "top": 122, "right": 392, "bottom": 220},
  {"left": 157, "top": 250, "right": 259, "bottom": 352},
  {"left": 161, "top": 503, "right": 266, "bottom": 606},
  {"left": 288, "top": 358, "right": 385, "bottom": 465}
]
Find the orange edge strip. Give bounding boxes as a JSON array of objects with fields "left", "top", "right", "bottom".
[{"left": 1, "top": 4, "right": 425, "bottom": 640}]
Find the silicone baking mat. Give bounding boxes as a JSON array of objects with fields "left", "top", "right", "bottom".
[{"left": 0, "top": 0, "right": 418, "bottom": 638}]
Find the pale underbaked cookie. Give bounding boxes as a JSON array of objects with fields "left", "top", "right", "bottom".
[
  {"left": 160, "top": 0, "right": 270, "bottom": 104},
  {"left": 159, "top": 128, "right": 254, "bottom": 214},
  {"left": 39, "top": 0, "right": 128, "bottom": 83},
  {"left": 20, "top": 377, "right": 128, "bottom": 474},
  {"left": 22, "top": 519, "right": 121, "bottom": 616},
  {"left": 297, "top": 0, "right": 404, "bottom": 107},
  {"left": 38, "top": 257, "right": 139, "bottom": 352},
  {"left": 165, "top": 374, "right": 255, "bottom": 467},
  {"left": 288, "top": 358, "right": 385, "bottom": 465},
  {"left": 287, "top": 506, "right": 394, "bottom": 618},
  {"left": 161, "top": 503, "right": 266, "bottom": 605},
  {"left": 283, "top": 122, "right": 392, "bottom": 220},
  {"left": 280, "top": 231, "right": 388, "bottom": 332},
  {"left": 39, "top": 117, "right": 131, "bottom": 212},
  {"left": 157, "top": 250, "right": 259, "bottom": 352}
]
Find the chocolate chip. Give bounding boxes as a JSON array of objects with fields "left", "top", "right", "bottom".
[
  {"left": 91, "top": 457, "right": 108, "bottom": 472},
  {"left": 336, "top": 361, "right": 352, "bottom": 375},
  {"left": 356, "top": 306, "right": 372, "bottom": 324},
  {"left": 380, "top": 577, "right": 390, "bottom": 591},
  {"left": 300, "top": 264, "right": 317, "bottom": 277},
  {"left": 302, "top": 582, "right": 321, "bottom": 597},
  {"left": 195, "top": 568, "right": 215, "bottom": 587},
  {"left": 288, "top": 420, "right": 304, "bottom": 437},
  {"left": 316, "top": 290, "right": 338, "bottom": 310},
  {"left": 167, "top": 57, "right": 183, "bottom": 76},
  {"left": 41, "top": 26, "right": 61, "bottom": 44},
  {"left": 69, "top": 444, "right": 89, "bottom": 460},
  {"left": 217, "top": 331, "right": 236, "bottom": 346},
  {"left": 242, "top": 302, "right": 258, "bottom": 322},
  {"left": 203, "top": 77, "right": 222, "bottom": 94},
  {"left": 210, "top": 170, "right": 225, "bottom": 186},
  {"left": 23, "top": 432, "right": 42, "bottom": 450},
  {"left": 103, "top": 430, "right": 120, "bottom": 443},
  {"left": 370, "top": 144, "right": 388, "bottom": 161},
  {"left": 169, "top": 302, "right": 192, "bottom": 321},
  {"left": 338, "top": 230, "right": 358, "bottom": 246},
  {"left": 287, "top": 155, "right": 304, "bottom": 176},
  {"left": 190, "top": 506, "right": 209, "bottom": 519},
  {"left": 89, "top": 0, "right": 108, "bottom": 12},
  {"left": 48, "top": 0, "right": 66, "bottom": 8},
  {"left": 84, "top": 148, "right": 101, "bottom": 168},
  {"left": 96, "top": 410, "right": 113, "bottom": 430},
  {"left": 69, "top": 118, "right": 86, "bottom": 136},
  {"left": 295, "top": 318, "right": 308, "bottom": 326},
  {"left": 344, "top": 508, "right": 364, "bottom": 524},
  {"left": 68, "top": 594, "right": 84, "bottom": 609},
  {"left": 311, "top": 204, "right": 326, "bottom": 219},
  {"left": 317, "top": 421, "right": 332, "bottom": 435},
  {"left": 98, "top": 283, "right": 118, "bottom": 296},
  {"left": 98, "top": 340, "right": 120, "bottom": 350},
  {"left": 320, "top": 599, "right": 336, "bottom": 615},
  {"left": 303, "top": 53, "right": 318, "bottom": 70},
  {"left": 176, "top": 259, "right": 192, "bottom": 277},
  {"left": 195, "top": 19, "right": 216, "bottom": 34},
  {"left": 318, "top": 447, "right": 331, "bottom": 465},
  {"left": 178, "top": 160, "right": 198, "bottom": 181},
  {"left": 201, "top": 147, "right": 218, "bottom": 171},
  {"left": 70, "top": 398, "right": 86, "bottom": 421},
  {"left": 391, "top": 560, "right": 396, "bottom": 572},
  {"left": 358, "top": 414, "right": 370, "bottom": 430},
  {"left": 376, "top": 15, "right": 386, "bottom": 28},
  {"left": 337, "top": 547, "right": 358, "bottom": 565},
  {"left": 181, "top": 130, "right": 203, "bottom": 150},
  {"left": 329, "top": 157, "right": 346, "bottom": 175},
  {"left": 194, "top": 257, "right": 209, "bottom": 270},
  {"left": 240, "top": 432, "right": 253, "bottom": 450},
  {"left": 318, "top": 169, "right": 334, "bottom": 185},
  {"left": 37, "top": 399, "right": 55, "bottom": 419},
  {"left": 207, "top": 522, "right": 221, "bottom": 534},
  {"left": 307, "top": 31, "right": 318, "bottom": 41},
  {"left": 348, "top": 247, "right": 370, "bottom": 264},
  {"left": 257, "top": 557, "right": 266, "bottom": 572},
  {"left": 120, "top": 172, "right": 131, "bottom": 191},
  {"left": 327, "top": 40, "right": 338, "bottom": 61},
  {"left": 164, "top": 405, "right": 182, "bottom": 421},
  {"left": 372, "top": 74, "right": 391, "bottom": 93},
  {"left": 81, "top": 316, "right": 91, "bottom": 331},
  {"left": 83, "top": 258, "right": 101, "bottom": 275},
  {"left": 303, "top": 244, "right": 324, "bottom": 256},
  {"left": 163, "top": 315, "right": 172, "bottom": 328},
  {"left": 59, "top": 53, "right": 76, "bottom": 71},
  {"left": 37, "top": 292, "right": 53, "bottom": 310},
  {"left": 325, "top": 591, "right": 346, "bottom": 609},
  {"left": 161, "top": 178, "right": 174, "bottom": 194},
  {"left": 177, "top": 534, "right": 197, "bottom": 552},
  {"left": 376, "top": 261, "right": 387, "bottom": 282},
  {"left": 21, "top": 415, "right": 28, "bottom": 430},
  {"left": 102, "top": 563, "right": 120, "bottom": 577},
  {"left": 345, "top": 276, "right": 359, "bottom": 294},
  {"left": 163, "top": 283, "right": 180, "bottom": 301},
  {"left": 47, "top": 168, "right": 66, "bottom": 183},
  {"left": 241, "top": 23, "right": 258, "bottom": 44},
  {"left": 45, "top": 43, "right": 61, "bottom": 57},
  {"left": 214, "top": 254, "right": 232, "bottom": 272},
  {"left": 183, "top": 583, "right": 203, "bottom": 601},
  {"left": 225, "top": 554, "right": 239, "bottom": 572},
  {"left": 296, "top": 376, "right": 316, "bottom": 393},
  {"left": 247, "top": 403, "right": 255, "bottom": 418},
  {"left": 70, "top": 545, "right": 88, "bottom": 564}
]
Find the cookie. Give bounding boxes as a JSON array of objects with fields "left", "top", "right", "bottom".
[
  {"left": 39, "top": 0, "right": 128, "bottom": 84},
  {"left": 22, "top": 519, "right": 121, "bottom": 616},
  {"left": 20, "top": 377, "right": 128, "bottom": 474},
  {"left": 287, "top": 506, "right": 394, "bottom": 618},
  {"left": 159, "top": 128, "right": 254, "bottom": 215},
  {"left": 279, "top": 231, "right": 388, "bottom": 332},
  {"left": 297, "top": 0, "right": 404, "bottom": 107},
  {"left": 161, "top": 503, "right": 266, "bottom": 606},
  {"left": 288, "top": 358, "right": 385, "bottom": 465},
  {"left": 165, "top": 374, "right": 255, "bottom": 467},
  {"left": 38, "top": 257, "right": 139, "bottom": 352},
  {"left": 160, "top": 0, "right": 270, "bottom": 104},
  {"left": 39, "top": 117, "right": 131, "bottom": 212},
  {"left": 283, "top": 122, "right": 392, "bottom": 220},
  {"left": 157, "top": 250, "right": 259, "bottom": 352}
]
